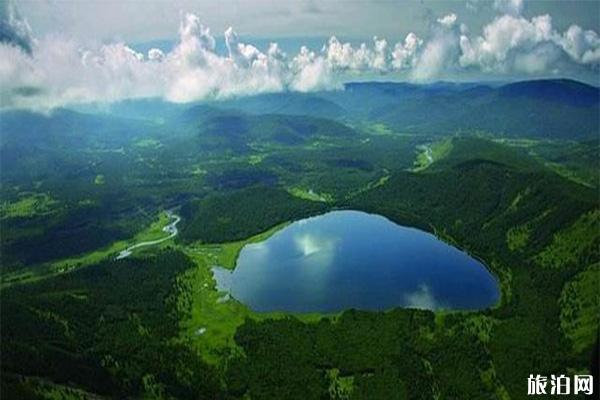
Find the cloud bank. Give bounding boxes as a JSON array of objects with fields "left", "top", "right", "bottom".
[{"left": 0, "top": 0, "right": 598, "bottom": 110}]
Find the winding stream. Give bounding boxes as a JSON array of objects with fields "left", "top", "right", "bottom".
[{"left": 115, "top": 210, "right": 181, "bottom": 260}]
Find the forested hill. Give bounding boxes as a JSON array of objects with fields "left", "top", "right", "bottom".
[
  {"left": 212, "top": 78, "right": 600, "bottom": 139},
  {"left": 1, "top": 116, "right": 597, "bottom": 398},
  {"left": 170, "top": 137, "right": 599, "bottom": 399},
  {"left": 8, "top": 78, "right": 597, "bottom": 141},
  {"left": 349, "top": 137, "right": 597, "bottom": 261}
]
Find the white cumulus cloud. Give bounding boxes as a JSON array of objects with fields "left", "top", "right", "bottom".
[
  {"left": 559, "top": 25, "right": 600, "bottom": 65},
  {"left": 459, "top": 13, "right": 600, "bottom": 75},
  {"left": 411, "top": 14, "right": 461, "bottom": 81},
  {"left": 437, "top": 13, "right": 458, "bottom": 28},
  {"left": 1, "top": 0, "right": 599, "bottom": 111},
  {"left": 391, "top": 33, "right": 423, "bottom": 70}
]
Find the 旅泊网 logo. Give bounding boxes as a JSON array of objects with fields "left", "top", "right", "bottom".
[{"left": 527, "top": 374, "right": 593, "bottom": 396}]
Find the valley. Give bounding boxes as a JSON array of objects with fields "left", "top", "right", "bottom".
[{"left": 1, "top": 80, "right": 598, "bottom": 399}]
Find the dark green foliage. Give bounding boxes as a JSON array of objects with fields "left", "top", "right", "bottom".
[
  {"left": 260, "top": 133, "right": 418, "bottom": 200},
  {"left": 0, "top": 250, "right": 223, "bottom": 398},
  {"left": 195, "top": 112, "right": 357, "bottom": 153},
  {"left": 205, "top": 167, "right": 279, "bottom": 190},
  {"left": 428, "top": 137, "right": 543, "bottom": 172},
  {"left": 221, "top": 137, "right": 598, "bottom": 399},
  {"left": 209, "top": 79, "right": 599, "bottom": 139},
  {"left": 179, "top": 186, "right": 328, "bottom": 243},
  {"left": 0, "top": 106, "right": 367, "bottom": 268},
  {"left": 226, "top": 309, "right": 508, "bottom": 399},
  {"left": 527, "top": 139, "right": 599, "bottom": 187},
  {"left": 1, "top": 91, "right": 598, "bottom": 399},
  {"left": 227, "top": 310, "right": 438, "bottom": 400},
  {"left": 227, "top": 318, "right": 330, "bottom": 400},
  {"left": 1, "top": 202, "right": 149, "bottom": 268},
  {"left": 348, "top": 138, "right": 596, "bottom": 261},
  {"left": 0, "top": 108, "right": 200, "bottom": 269},
  {"left": 323, "top": 80, "right": 600, "bottom": 139},
  {"left": 428, "top": 322, "right": 493, "bottom": 399}
]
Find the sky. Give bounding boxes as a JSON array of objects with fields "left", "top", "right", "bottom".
[{"left": 1, "top": 0, "right": 599, "bottom": 110}]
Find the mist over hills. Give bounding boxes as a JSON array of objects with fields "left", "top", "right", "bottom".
[
  {"left": 220, "top": 78, "right": 600, "bottom": 139},
  {"left": 2, "top": 78, "right": 598, "bottom": 143}
]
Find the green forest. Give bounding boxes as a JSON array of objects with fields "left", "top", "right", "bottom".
[{"left": 1, "top": 80, "right": 599, "bottom": 399}]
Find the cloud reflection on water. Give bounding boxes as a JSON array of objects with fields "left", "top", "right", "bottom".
[
  {"left": 403, "top": 284, "right": 445, "bottom": 311},
  {"left": 211, "top": 210, "right": 498, "bottom": 312}
]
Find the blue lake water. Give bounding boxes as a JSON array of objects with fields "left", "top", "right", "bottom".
[{"left": 212, "top": 210, "right": 500, "bottom": 313}]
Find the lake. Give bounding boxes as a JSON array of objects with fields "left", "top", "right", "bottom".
[{"left": 212, "top": 210, "right": 500, "bottom": 313}]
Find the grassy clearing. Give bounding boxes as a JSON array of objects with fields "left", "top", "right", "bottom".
[
  {"left": 1, "top": 211, "right": 174, "bottom": 288},
  {"left": 559, "top": 263, "right": 600, "bottom": 352},
  {"left": 535, "top": 210, "right": 599, "bottom": 269},
  {"left": 506, "top": 225, "right": 531, "bottom": 252},
  {"left": 134, "top": 138, "right": 162, "bottom": 149},
  {"left": 176, "top": 222, "right": 328, "bottom": 364},
  {"left": 134, "top": 211, "right": 171, "bottom": 242},
  {"left": 177, "top": 246, "right": 325, "bottom": 364},
  {"left": 0, "top": 193, "right": 58, "bottom": 219},
  {"left": 463, "top": 315, "right": 498, "bottom": 344},
  {"left": 538, "top": 160, "right": 594, "bottom": 187},
  {"left": 507, "top": 188, "right": 530, "bottom": 212},
  {"left": 94, "top": 174, "right": 105, "bottom": 185},
  {"left": 248, "top": 154, "right": 264, "bottom": 165},
  {"left": 366, "top": 123, "right": 394, "bottom": 135},
  {"left": 499, "top": 138, "right": 598, "bottom": 187},
  {"left": 175, "top": 253, "right": 253, "bottom": 363},
  {"left": 412, "top": 138, "right": 453, "bottom": 171},
  {"left": 353, "top": 122, "right": 395, "bottom": 136},
  {"left": 52, "top": 211, "right": 173, "bottom": 272},
  {"left": 288, "top": 187, "right": 332, "bottom": 202},
  {"left": 186, "top": 222, "right": 289, "bottom": 270},
  {"left": 493, "top": 138, "right": 541, "bottom": 148},
  {"left": 327, "top": 368, "right": 354, "bottom": 399},
  {"left": 347, "top": 172, "right": 391, "bottom": 199},
  {"left": 190, "top": 165, "right": 208, "bottom": 176},
  {"left": 51, "top": 241, "right": 128, "bottom": 273}
]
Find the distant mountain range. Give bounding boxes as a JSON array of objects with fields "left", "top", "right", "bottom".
[
  {"left": 214, "top": 78, "right": 599, "bottom": 139},
  {"left": 3, "top": 78, "right": 599, "bottom": 140}
]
